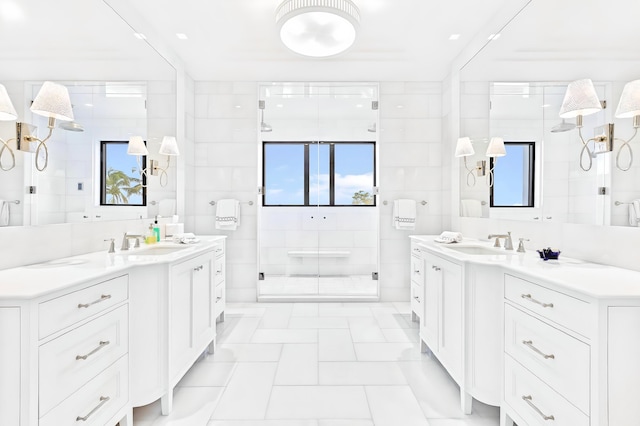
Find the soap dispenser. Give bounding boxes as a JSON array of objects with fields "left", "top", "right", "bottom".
[
  {"left": 153, "top": 219, "right": 161, "bottom": 242},
  {"left": 146, "top": 223, "right": 157, "bottom": 244}
]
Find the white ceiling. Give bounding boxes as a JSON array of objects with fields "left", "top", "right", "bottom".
[{"left": 2, "top": 0, "right": 637, "bottom": 84}]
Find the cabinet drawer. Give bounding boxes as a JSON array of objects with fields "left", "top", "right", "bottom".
[
  {"left": 410, "top": 282, "right": 422, "bottom": 314},
  {"left": 214, "top": 257, "right": 225, "bottom": 286},
  {"left": 39, "top": 275, "right": 128, "bottom": 339},
  {"left": 214, "top": 284, "right": 225, "bottom": 319},
  {"left": 40, "top": 355, "right": 128, "bottom": 426},
  {"left": 504, "top": 274, "right": 592, "bottom": 338},
  {"left": 504, "top": 355, "right": 589, "bottom": 426},
  {"left": 410, "top": 255, "right": 424, "bottom": 286},
  {"left": 39, "top": 305, "right": 128, "bottom": 416},
  {"left": 213, "top": 243, "right": 225, "bottom": 257},
  {"left": 504, "top": 304, "right": 590, "bottom": 413}
]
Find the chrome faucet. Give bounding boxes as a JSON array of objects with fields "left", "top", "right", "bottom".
[
  {"left": 121, "top": 232, "right": 143, "bottom": 251},
  {"left": 488, "top": 231, "right": 514, "bottom": 250}
]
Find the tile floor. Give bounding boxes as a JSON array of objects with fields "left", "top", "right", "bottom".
[{"left": 132, "top": 302, "right": 500, "bottom": 426}]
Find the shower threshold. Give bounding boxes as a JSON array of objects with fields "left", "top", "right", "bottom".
[{"left": 258, "top": 274, "right": 378, "bottom": 301}]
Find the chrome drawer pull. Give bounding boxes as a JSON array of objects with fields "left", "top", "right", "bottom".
[
  {"left": 216, "top": 296, "right": 223, "bottom": 302},
  {"left": 413, "top": 296, "right": 420, "bottom": 302},
  {"left": 432, "top": 266, "right": 441, "bottom": 271},
  {"left": 76, "top": 341, "right": 110, "bottom": 360},
  {"left": 193, "top": 265, "right": 204, "bottom": 271},
  {"left": 521, "top": 293, "right": 554, "bottom": 308},
  {"left": 216, "top": 269, "right": 223, "bottom": 275},
  {"left": 77, "top": 294, "right": 111, "bottom": 309},
  {"left": 76, "top": 396, "right": 110, "bottom": 421},
  {"left": 522, "top": 395, "right": 555, "bottom": 421},
  {"left": 414, "top": 270, "right": 421, "bottom": 274},
  {"left": 522, "top": 340, "right": 555, "bottom": 359}
]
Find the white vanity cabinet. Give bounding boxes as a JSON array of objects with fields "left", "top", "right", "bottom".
[
  {"left": 410, "top": 236, "right": 504, "bottom": 415},
  {"left": 130, "top": 239, "right": 226, "bottom": 415},
  {"left": 501, "top": 272, "right": 640, "bottom": 426},
  {"left": 0, "top": 273, "right": 132, "bottom": 426},
  {"left": 410, "top": 240, "right": 424, "bottom": 322}
]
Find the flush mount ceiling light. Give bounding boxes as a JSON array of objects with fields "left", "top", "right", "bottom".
[{"left": 276, "top": 0, "right": 360, "bottom": 58}]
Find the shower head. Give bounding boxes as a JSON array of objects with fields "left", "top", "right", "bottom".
[
  {"left": 550, "top": 119, "right": 576, "bottom": 133},
  {"left": 59, "top": 121, "right": 84, "bottom": 132}
]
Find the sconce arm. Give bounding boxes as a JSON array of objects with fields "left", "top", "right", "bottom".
[
  {"left": 463, "top": 156, "right": 477, "bottom": 186},
  {"left": 0, "top": 137, "right": 16, "bottom": 171},
  {"left": 577, "top": 126, "right": 594, "bottom": 172},
  {"left": 614, "top": 127, "right": 638, "bottom": 171}
]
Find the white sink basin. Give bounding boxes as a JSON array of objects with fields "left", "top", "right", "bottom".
[
  {"left": 135, "top": 245, "right": 189, "bottom": 256},
  {"left": 445, "top": 246, "right": 506, "bottom": 255}
]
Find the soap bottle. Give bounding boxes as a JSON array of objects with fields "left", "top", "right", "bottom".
[
  {"left": 153, "top": 220, "right": 161, "bottom": 242},
  {"left": 145, "top": 223, "right": 157, "bottom": 244}
]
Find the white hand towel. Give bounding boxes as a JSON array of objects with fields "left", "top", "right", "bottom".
[
  {"left": 461, "top": 199, "right": 483, "bottom": 218},
  {"left": 215, "top": 199, "right": 240, "bottom": 230},
  {"left": 0, "top": 201, "right": 9, "bottom": 227},
  {"left": 630, "top": 200, "right": 640, "bottom": 227},
  {"left": 393, "top": 199, "right": 416, "bottom": 230}
]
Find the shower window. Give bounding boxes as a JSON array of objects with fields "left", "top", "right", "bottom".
[
  {"left": 263, "top": 141, "right": 376, "bottom": 207},
  {"left": 99, "top": 141, "right": 147, "bottom": 206}
]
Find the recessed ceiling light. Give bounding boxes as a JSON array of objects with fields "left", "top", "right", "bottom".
[
  {"left": 235, "top": 105, "right": 242, "bottom": 109},
  {"left": 488, "top": 33, "right": 501, "bottom": 41},
  {"left": 449, "top": 34, "right": 461, "bottom": 41},
  {"left": 276, "top": 104, "right": 284, "bottom": 108},
  {"left": 356, "top": 104, "right": 363, "bottom": 108},
  {"left": 176, "top": 33, "right": 188, "bottom": 40},
  {"left": 396, "top": 105, "right": 404, "bottom": 109},
  {"left": 85, "top": 103, "right": 93, "bottom": 107},
  {"left": 133, "top": 33, "right": 147, "bottom": 40},
  {"left": 541, "top": 104, "right": 551, "bottom": 108}
]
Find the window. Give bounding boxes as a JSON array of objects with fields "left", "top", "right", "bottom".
[
  {"left": 263, "top": 141, "right": 375, "bottom": 206},
  {"left": 100, "top": 141, "right": 146, "bottom": 206},
  {"left": 490, "top": 141, "right": 535, "bottom": 207}
]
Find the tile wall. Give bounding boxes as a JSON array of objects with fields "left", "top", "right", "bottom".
[{"left": 187, "top": 81, "right": 446, "bottom": 302}]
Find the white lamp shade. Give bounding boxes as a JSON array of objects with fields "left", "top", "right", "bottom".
[
  {"left": 30, "top": 81, "right": 74, "bottom": 121},
  {"left": 127, "top": 136, "right": 148, "bottom": 155},
  {"left": 615, "top": 80, "right": 640, "bottom": 118},
  {"left": 455, "top": 137, "right": 474, "bottom": 157},
  {"left": 559, "top": 79, "right": 602, "bottom": 118},
  {"left": 0, "top": 84, "right": 17, "bottom": 121},
  {"left": 486, "top": 137, "right": 506, "bottom": 157},
  {"left": 159, "top": 136, "right": 180, "bottom": 156},
  {"left": 276, "top": 0, "right": 360, "bottom": 57}
]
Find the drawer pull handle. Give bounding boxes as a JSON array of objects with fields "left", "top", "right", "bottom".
[
  {"left": 77, "top": 294, "right": 111, "bottom": 309},
  {"left": 413, "top": 296, "right": 420, "bottom": 301},
  {"left": 522, "top": 395, "right": 555, "bottom": 421},
  {"left": 216, "top": 296, "right": 223, "bottom": 302},
  {"left": 432, "top": 266, "right": 441, "bottom": 271},
  {"left": 76, "top": 395, "right": 110, "bottom": 421},
  {"left": 76, "top": 341, "right": 110, "bottom": 360},
  {"left": 521, "top": 294, "right": 554, "bottom": 308},
  {"left": 414, "top": 270, "right": 421, "bottom": 274},
  {"left": 522, "top": 340, "right": 555, "bottom": 359},
  {"left": 193, "top": 265, "right": 204, "bottom": 271},
  {"left": 216, "top": 270, "right": 223, "bottom": 275}
]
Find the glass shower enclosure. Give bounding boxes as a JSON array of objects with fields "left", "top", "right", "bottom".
[{"left": 257, "top": 83, "right": 379, "bottom": 300}]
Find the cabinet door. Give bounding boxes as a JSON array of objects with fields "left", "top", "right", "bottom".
[
  {"left": 438, "top": 259, "right": 462, "bottom": 382},
  {"left": 192, "top": 253, "right": 215, "bottom": 349},
  {"left": 170, "top": 261, "right": 193, "bottom": 376},
  {"left": 422, "top": 259, "right": 440, "bottom": 352}
]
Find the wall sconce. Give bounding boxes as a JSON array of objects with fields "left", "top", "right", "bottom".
[
  {"left": 127, "top": 135, "right": 149, "bottom": 186},
  {"left": 24, "top": 81, "right": 74, "bottom": 171},
  {"left": 455, "top": 137, "right": 487, "bottom": 186},
  {"left": 0, "top": 83, "right": 18, "bottom": 171},
  {"left": 151, "top": 136, "right": 180, "bottom": 187},
  {"left": 614, "top": 79, "right": 640, "bottom": 171},
  {"left": 486, "top": 137, "right": 506, "bottom": 187}
]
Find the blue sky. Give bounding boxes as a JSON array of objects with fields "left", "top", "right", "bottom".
[
  {"left": 265, "top": 143, "right": 374, "bottom": 205},
  {"left": 106, "top": 142, "right": 143, "bottom": 204},
  {"left": 493, "top": 143, "right": 531, "bottom": 206}
]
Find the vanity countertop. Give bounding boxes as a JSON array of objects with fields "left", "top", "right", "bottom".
[
  {"left": 411, "top": 235, "right": 640, "bottom": 299},
  {"left": 0, "top": 235, "right": 227, "bottom": 300}
]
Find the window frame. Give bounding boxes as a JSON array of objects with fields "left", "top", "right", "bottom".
[
  {"left": 99, "top": 140, "right": 147, "bottom": 206},
  {"left": 489, "top": 141, "right": 535, "bottom": 208},
  {"left": 262, "top": 141, "right": 376, "bottom": 207}
]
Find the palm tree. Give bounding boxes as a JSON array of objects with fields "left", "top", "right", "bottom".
[{"left": 105, "top": 168, "right": 143, "bottom": 204}]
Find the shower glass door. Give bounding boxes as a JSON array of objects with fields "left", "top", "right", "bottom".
[{"left": 258, "top": 83, "right": 379, "bottom": 300}]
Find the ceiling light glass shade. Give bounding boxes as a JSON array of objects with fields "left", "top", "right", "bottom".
[
  {"left": 276, "top": 0, "right": 360, "bottom": 57},
  {"left": 30, "top": 81, "right": 74, "bottom": 121},
  {"left": 159, "top": 136, "right": 180, "bottom": 156},
  {"left": 455, "top": 137, "right": 474, "bottom": 157},
  {"left": 486, "top": 137, "right": 506, "bottom": 157},
  {"left": 127, "top": 136, "right": 148, "bottom": 155},
  {"left": 0, "top": 84, "right": 17, "bottom": 121},
  {"left": 615, "top": 80, "right": 640, "bottom": 118},
  {"left": 559, "top": 79, "right": 602, "bottom": 118}
]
